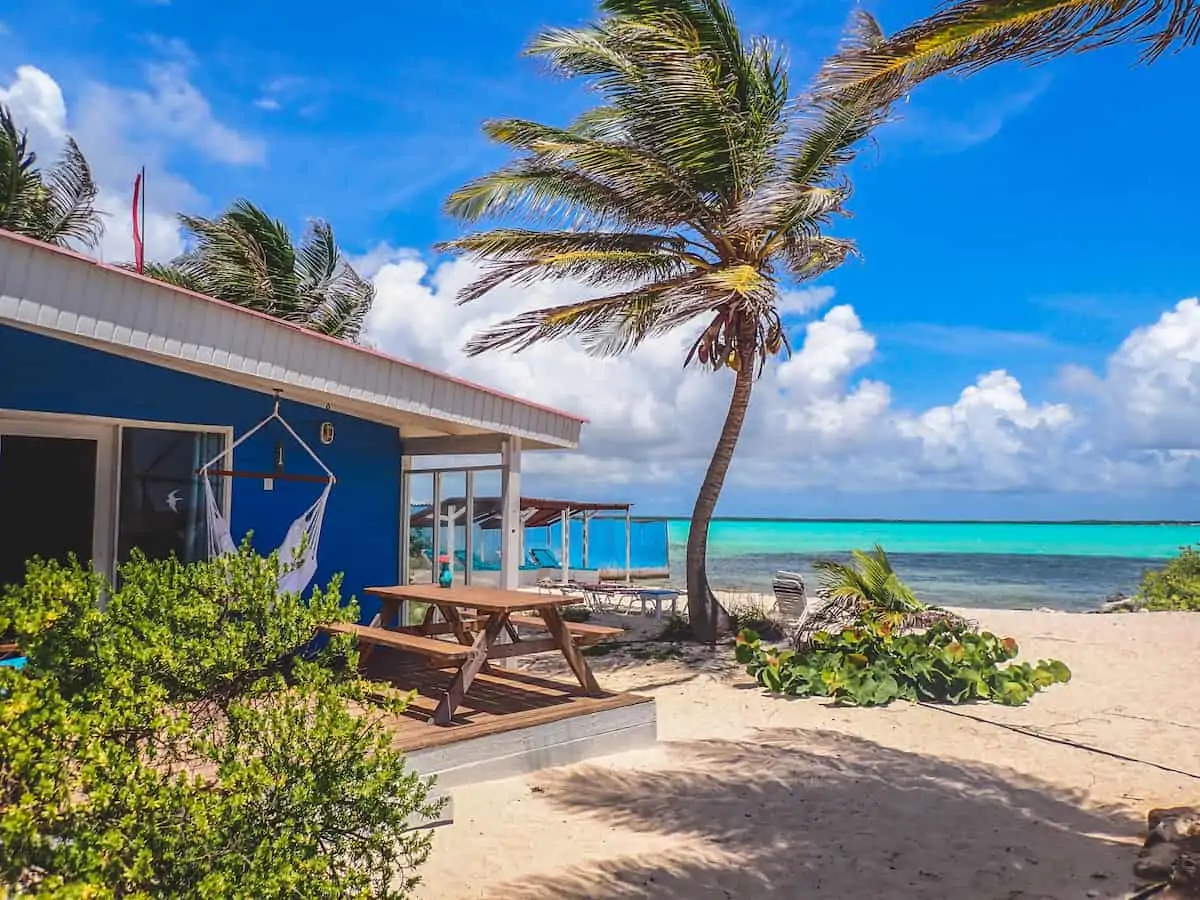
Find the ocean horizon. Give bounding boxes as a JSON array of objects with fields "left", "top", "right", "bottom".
[{"left": 663, "top": 519, "right": 1199, "bottom": 611}]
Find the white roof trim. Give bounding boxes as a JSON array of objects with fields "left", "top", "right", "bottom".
[{"left": 0, "top": 231, "right": 583, "bottom": 450}]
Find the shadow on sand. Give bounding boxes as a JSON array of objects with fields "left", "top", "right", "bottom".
[{"left": 477, "top": 727, "right": 1142, "bottom": 899}]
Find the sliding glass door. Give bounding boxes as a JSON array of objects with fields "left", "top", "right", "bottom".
[
  {"left": 117, "top": 427, "right": 227, "bottom": 565},
  {"left": 0, "top": 413, "right": 230, "bottom": 583},
  {"left": 0, "top": 416, "right": 116, "bottom": 589}
]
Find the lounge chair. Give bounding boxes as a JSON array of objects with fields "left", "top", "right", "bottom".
[
  {"left": 772, "top": 571, "right": 809, "bottom": 631},
  {"left": 527, "top": 547, "right": 560, "bottom": 568}
]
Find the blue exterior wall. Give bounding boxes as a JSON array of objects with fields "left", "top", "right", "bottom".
[{"left": 0, "top": 325, "right": 400, "bottom": 623}]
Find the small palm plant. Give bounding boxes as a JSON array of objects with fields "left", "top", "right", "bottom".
[
  {"left": 0, "top": 104, "right": 103, "bottom": 249},
  {"left": 144, "top": 200, "right": 374, "bottom": 341},
  {"left": 796, "top": 545, "right": 965, "bottom": 648}
]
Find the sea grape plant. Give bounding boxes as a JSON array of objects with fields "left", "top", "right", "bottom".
[
  {"left": 0, "top": 546, "right": 442, "bottom": 897},
  {"left": 1135, "top": 544, "right": 1200, "bottom": 611},
  {"left": 736, "top": 619, "right": 1071, "bottom": 707}
]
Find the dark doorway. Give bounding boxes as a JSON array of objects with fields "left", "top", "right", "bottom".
[{"left": 0, "top": 435, "right": 97, "bottom": 589}]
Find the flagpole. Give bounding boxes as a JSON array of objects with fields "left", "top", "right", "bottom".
[{"left": 139, "top": 165, "right": 146, "bottom": 267}]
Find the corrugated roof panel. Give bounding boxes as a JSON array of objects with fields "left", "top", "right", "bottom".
[{"left": 0, "top": 231, "right": 582, "bottom": 449}]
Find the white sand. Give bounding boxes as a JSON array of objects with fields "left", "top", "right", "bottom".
[{"left": 416, "top": 608, "right": 1200, "bottom": 899}]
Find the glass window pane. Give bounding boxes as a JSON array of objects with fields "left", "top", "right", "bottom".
[{"left": 118, "top": 428, "right": 225, "bottom": 564}]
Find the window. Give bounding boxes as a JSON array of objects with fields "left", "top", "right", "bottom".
[{"left": 117, "top": 428, "right": 226, "bottom": 564}]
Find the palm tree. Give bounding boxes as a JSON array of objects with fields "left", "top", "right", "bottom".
[
  {"left": 144, "top": 200, "right": 374, "bottom": 341},
  {"left": 0, "top": 104, "right": 103, "bottom": 249},
  {"left": 815, "top": 1, "right": 1198, "bottom": 100},
  {"left": 437, "top": 1, "right": 908, "bottom": 642},
  {"left": 796, "top": 545, "right": 965, "bottom": 648}
]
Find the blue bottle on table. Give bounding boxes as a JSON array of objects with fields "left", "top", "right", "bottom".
[{"left": 437, "top": 556, "right": 453, "bottom": 588}]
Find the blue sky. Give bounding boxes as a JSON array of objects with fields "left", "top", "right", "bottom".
[{"left": 3, "top": 0, "right": 1200, "bottom": 519}]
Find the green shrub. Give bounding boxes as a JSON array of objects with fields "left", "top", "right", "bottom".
[
  {"left": 736, "top": 618, "right": 1071, "bottom": 707},
  {"left": 0, "top": 546, "right": 442, "bottom": 897},
  {"left": 797, "top": 545, "right": 966, "bottom": 647},
  {"left": 1136, "top": 544, "right": 1200, "bottom": 611}
]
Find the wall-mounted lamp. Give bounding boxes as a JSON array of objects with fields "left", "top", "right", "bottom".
[{"left": 319, "top": 422, "right": 335, "bottom": 445}]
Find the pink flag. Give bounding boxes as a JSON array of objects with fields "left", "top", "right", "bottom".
[{"left": 132, "top": 171, "right": 145, "bottom": 273}]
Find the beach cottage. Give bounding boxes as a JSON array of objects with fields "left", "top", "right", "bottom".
[
  {"left": 0, "top": 229, "right": 583, "bottom": 621},
  {"left": 1, "top": 229, "right": 658, "bottom": 794}
]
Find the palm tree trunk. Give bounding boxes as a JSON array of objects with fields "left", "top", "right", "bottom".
[{"left": 686, "top": 356, "right": 756, "bottom": 644}]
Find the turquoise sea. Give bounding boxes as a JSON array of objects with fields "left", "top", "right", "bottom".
[{"left": 665, "top": 520, "right": 1200, "bottom": 611}]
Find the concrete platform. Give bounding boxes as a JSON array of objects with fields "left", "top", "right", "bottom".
[{"left": 377, "top": 666, "right": 657, "bottom": 816}]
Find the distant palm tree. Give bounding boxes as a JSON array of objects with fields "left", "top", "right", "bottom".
[
  {"left": 145, "top": 200, "right": 374, "bottom": 341},
  {"left": 438, "top": 1, "right": 908, "bottom": 642},
  {"left": 815, "top": 0, "right": 1198, "bottom": 99},
  {"left": 797, "top": 545, "right": 965, "bottom": 648},
  {"left": 0, "top": 104, "right": 103, "bottom": 249}
]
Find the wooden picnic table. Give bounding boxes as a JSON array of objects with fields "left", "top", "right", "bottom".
[{"left": 361, "top": 583, "right": 612, "bottom": 725}]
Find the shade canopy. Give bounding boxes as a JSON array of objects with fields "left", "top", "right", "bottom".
[{"left": 410, "top": 496, "right": 630, "bottom": 530}]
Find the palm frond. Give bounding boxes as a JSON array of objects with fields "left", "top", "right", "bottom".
[
  {"left": 222, "top": 200, "right": 301, "bottom": 318},
  {"left": 437, "top": 228, "right": 692, "bottom": 260},
  {"left": 297, "top": 219, "right": 340, "bottom": 290},
  {"left": 308, "top": 264, "right": 374, "bottom": 340},
  {"left": 31, "top": 137, "right": 104, "bottom": 249},
  {"left": 178, "top": 213, "right": 275, "bottom": 312},
  {"left": 462, "top": 273, "right": 711, "bottom": 356},
  {"left": 135, "top": 261, "right": 204, "bottom": 293},
  {"left": 444, "top": 161, "right": 653, "bottom": 228},
  {"left": 140, "top": 202, "right": 369, "bottom": 341},
  {"left": 528, "top": 10, "right": 786, "bottom": 204},
  {"left": 817, "top": 1, "right": 1196, "bottom": 102},
  {"left": 0, "top": 104, "right": 104, "bottom": 248}
]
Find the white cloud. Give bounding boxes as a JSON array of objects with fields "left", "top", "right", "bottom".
[
  {"left": 112, "top": 63, "right": 264, "bottom": 165},
  {"left": 0, "top": 65, "right": 67, "bottom": 142},
  {"left": 1091, "top": 298, "right": 1200, "bottom": 451},
  {"left": 361, "top": 251, "right": 1200, "bottom": 496},
  {"left": 893, "top": 77, "right": 1050, "bottom": 154},
  {"left": 777, "top": 286, "right": 835, "bottom": 316},
  {"left": 0, "top": 58, "right": 261, "bottom": 263}
]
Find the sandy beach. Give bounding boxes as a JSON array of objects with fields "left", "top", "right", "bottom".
[{"left": 416, "top": 607, "right": 1200, "bottom": 899}]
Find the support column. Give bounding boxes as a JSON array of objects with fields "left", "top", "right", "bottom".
[
  {"left": 398, "top": 454, "right": 412, "bottom": 624},
  {"left": 582, "top": 511, "right": 591, "bottom": 570},
  {"left": 625, "top": 507, "right": 632, "bottom": 583},
  {"left": 430, "top": 471, "right": 442, "bottom": 585},
  {"left": 464, "top": 470, "right": 475, "bottom": 587},
  {"left": 560, "top": 509, "right": 570, "bottom": 585},
  {"left": 499, "top": 437, "right": 522, "bottom": 590}
]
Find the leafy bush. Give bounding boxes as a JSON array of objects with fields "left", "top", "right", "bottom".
[
  {"left": 736, "top": 619, "right": 1071, "bottom": 707},
  {"left": 0, "top": 546, "right": 442, "bottom": 897},
  {"left": 1136, "top": 544, "right": 1200, "bottom": 611},
  {"left": 796, "top": 545, "right": 966, "bottom": 647}
]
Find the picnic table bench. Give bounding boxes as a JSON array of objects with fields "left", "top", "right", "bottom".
[
  {"left": 321, "top": 584, "right": 622, "bottom": 726},
  {"left": 506, "top": 615, "right": 623, "bottom": 645}
]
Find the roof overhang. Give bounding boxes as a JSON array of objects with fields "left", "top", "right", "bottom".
[{"left": 0, "top": 231, "right": 583, "bottom": 451}]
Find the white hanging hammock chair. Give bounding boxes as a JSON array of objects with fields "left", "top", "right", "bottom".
[{"left": 198, "top": 397, "right": 335, "bottom": 595}]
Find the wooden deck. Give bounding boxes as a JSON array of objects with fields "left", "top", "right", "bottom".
[{"left": 369, "top": 659, "right": 653, "bottom": 754}]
